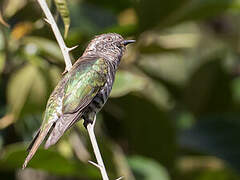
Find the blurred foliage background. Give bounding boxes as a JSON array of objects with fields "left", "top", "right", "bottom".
[{"left": 1, "top": 0, "right": 240, "bottom": 179}]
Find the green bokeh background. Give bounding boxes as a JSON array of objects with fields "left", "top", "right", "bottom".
[{"left": 1, "top": 0, "right": 240, "bottom": 179}]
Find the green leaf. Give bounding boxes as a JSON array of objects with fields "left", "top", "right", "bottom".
[
  {"left": 138, "top": 53, "right": 189, "bottom": 85},
  {"left": 7, "top": 61, "right": 49, "bottom": 121},
  {"left": 0, "top": 29, "right": 4, "bottom": 51},
  {"left": 112, "top": 145, "right": 135, "bottom": 180},
  {"left": 22, "top": 36, "right": 64, "bottom": 62},
  {"left": 7, "top": 64, "right": 38, "bottom": 118},
  {"left": 0, "top": 143, "right": 99, "bottom": 178},
  {"left": 28, "top": 67, "right": 47, "bottom": 105},
  {"left": 111, "top": 70, "right": 147, "bottom": 97},
  {"left": 3, "top": 0, "right": 27, "bottom": 18},
  {"left": 142, "top": 79, "right": 174, "bottom": 110},
  {"left": 0, "top": 53, "right": 5, "bottom": 74},
  {"left": 128, "top": 156, "right": 170, "bottom": 180},
  {"left": 54, "top": 0, "right": 70, "bottom": 38}
]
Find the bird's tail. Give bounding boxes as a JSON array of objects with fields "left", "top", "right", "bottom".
[
  {"left": 44, "top": 114, "right": 78, "bottom": 149},
  {"left": 22, "top": 123, "right": 53, "bottom": 169}
]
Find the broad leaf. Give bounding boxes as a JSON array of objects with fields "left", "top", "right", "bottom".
[
  {"left": 0, "top": 143, "right": 99, "bottom": 178},
  {"left": 111, "top": 70, "right": 147, "bottom": 97},
  {"left": 23, "top": 36, "right": 64, "bottom": 62},
  {"left": 7, "top": 64, "right": 38, "bottom": 118},
  {"left": 3, "top": 0, "right": 27, "bottom": 18},
  {"left": 0, "top": 53, "right": 5, "bottom": 74},
  {"left": 128, "top": 156, "right": 170, "bottom": 180}
]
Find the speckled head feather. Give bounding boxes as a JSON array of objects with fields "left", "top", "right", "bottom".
[{"left": 83, "top": 33, "right": 127, "bottom": 61}]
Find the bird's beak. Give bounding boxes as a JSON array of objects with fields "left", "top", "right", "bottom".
[{"left": 122, "top": 40, "right": 136, "bottom": 46}]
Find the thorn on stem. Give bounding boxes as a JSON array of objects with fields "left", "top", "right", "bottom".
[
  {"left": 62, "top": 69, "right": 68, "bottom": 75},
  {"left": 115, "top": 176, "right": 124, "bottom": 180},
  {"left": 68, "top": 45, "right": 78, "bottom": 52},
  {"left": 43, "top": 18, "right": 50, "bottom": 24},
  {"left": 88, "top": 160, "right": 102, "bottom": 169}
]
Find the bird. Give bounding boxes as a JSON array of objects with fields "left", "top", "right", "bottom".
[{"left": 22, "top": 33, "right": 135, "bottom": 169}]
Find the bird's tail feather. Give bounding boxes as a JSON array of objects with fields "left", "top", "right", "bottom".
[
  {"left": 27, "top": 129, "right": 41, "bottom": 152},
  {"left": 44, "top": 113, "right": 80, "bottom": 149},
  {"left": 22, "top": 123, "right": 53, "bottom": 169}
]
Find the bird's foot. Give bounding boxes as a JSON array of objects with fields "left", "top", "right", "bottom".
[{"left": 83, "top": 119, "right": 93, "bottom": 129}]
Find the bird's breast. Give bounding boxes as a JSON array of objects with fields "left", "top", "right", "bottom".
[{"left": 86, "top": 65, "right": 115, "bottom": 114}]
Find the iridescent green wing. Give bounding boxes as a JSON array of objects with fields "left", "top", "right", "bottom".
[{"left": 62, "top": 57, "right": 108, "bottom": 114}]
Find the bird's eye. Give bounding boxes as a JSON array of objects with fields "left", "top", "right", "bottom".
[{"left": 107, "top": 37, "right": 113, "bottom": 41}]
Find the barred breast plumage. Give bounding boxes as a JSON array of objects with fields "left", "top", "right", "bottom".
[{"left": 82, "top": 59, "right": 116, "bottom": 125}]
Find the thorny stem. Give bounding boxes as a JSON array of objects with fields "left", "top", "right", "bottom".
[
  {"left": 87, "top": 116, "right": 109, "bottom": 180},
  {"left": 37, "top": 0, "right": 72, "bottom": 72}
]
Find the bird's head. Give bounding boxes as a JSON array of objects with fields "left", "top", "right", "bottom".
[{"left": 83, "top": 33, "right": 135, "bottom": 61}]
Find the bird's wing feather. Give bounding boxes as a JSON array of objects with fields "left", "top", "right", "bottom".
[
  {"left": 62, "top": 57, "right": 108, "bottom": 114},
  {"left": 45, "top": 57, "right": 108, "bottom": 147}
]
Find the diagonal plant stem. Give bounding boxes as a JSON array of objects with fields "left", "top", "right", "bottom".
[
  {"left": 87, "top": 116, "right": 109, "bottom": 180},
  {"left": 37, "top": 0, "right": 73, "bottom": 72},
  {"left": 36, "top": 1, "right": 118, "bottom": 179},
  {"left": 87, "top": 117, "right": 123, "bottom": 180}
]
